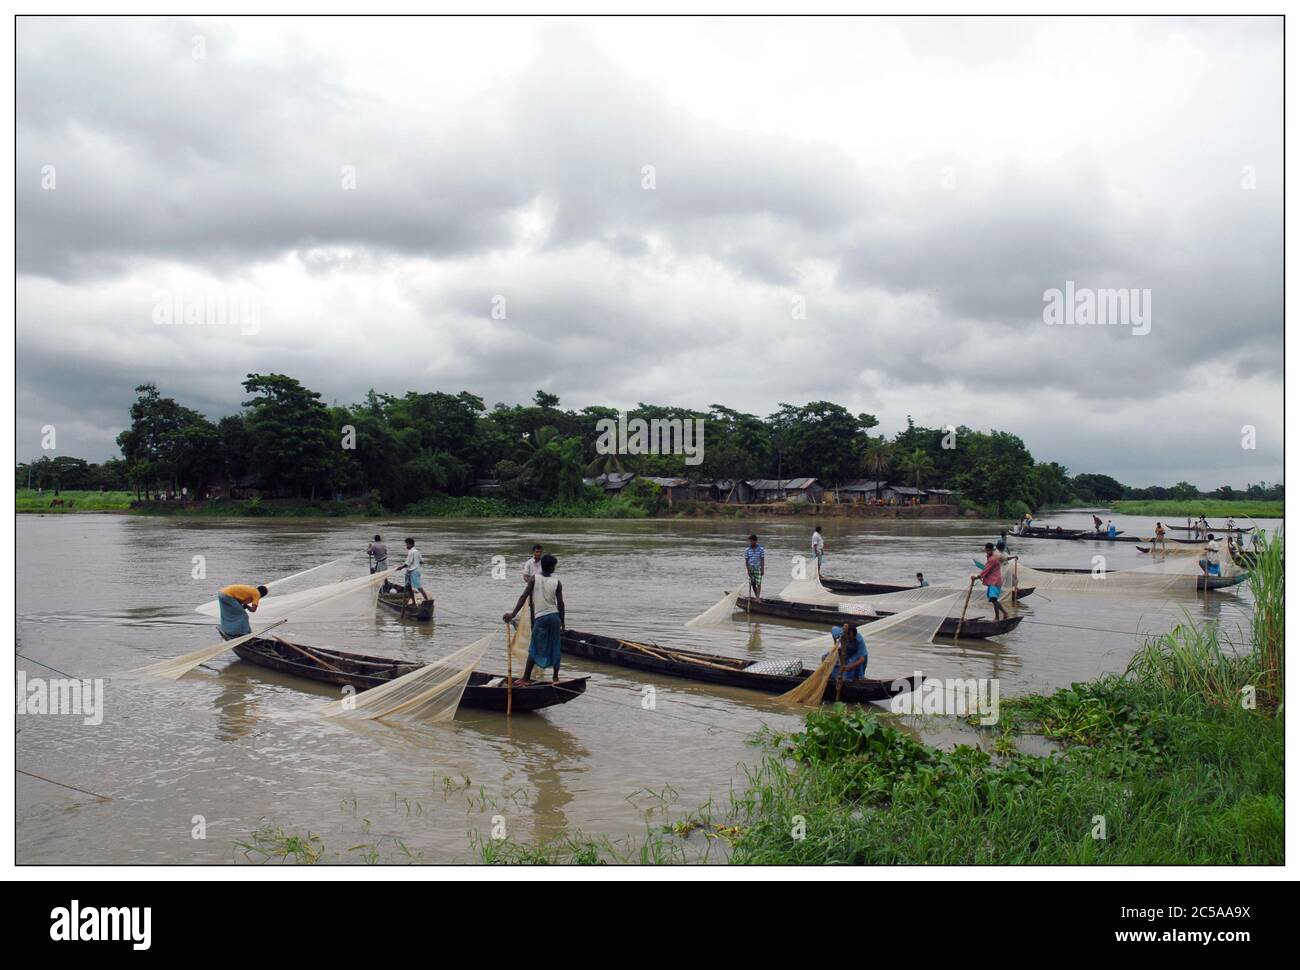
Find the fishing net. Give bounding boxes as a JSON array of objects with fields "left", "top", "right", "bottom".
[
  {"left": 778, "top": 593, "right": 958, "bottom": 705},
  {"left": 194, "top": 566, "right": 397, "bottom": 623},
  {"left": 776, "top": 577, "right": 997, "bottom": 616},
  {"left": 684, "top": 588, "right": 742, "bottom": 629},
  {"left": 313, "top": 629, "right": 493, "bottom": 722},
  {"left": 138, "top": 569, "right": 399, "bottom": 679},
  {"left": 1014, "top": 556, "right": 1244, "bottom": 595}
]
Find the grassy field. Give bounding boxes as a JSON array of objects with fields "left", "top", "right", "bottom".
[
  {"left": 1112, "top": 498, "right": 1282, "bottom": 519},
  {"left": 473, "top": 532, "right": 1285, "bottom": 866},
  {"left": 15, "top": 489, "right": 134, "bottom": 512}
]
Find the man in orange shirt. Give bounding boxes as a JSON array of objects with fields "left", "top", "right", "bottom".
[{"left": 218, "top": 583, "right": 269, "bottom": 637}]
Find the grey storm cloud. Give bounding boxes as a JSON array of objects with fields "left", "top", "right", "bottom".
[{"left": 15, "top": 16, "right": 1283, "bottom": 488}]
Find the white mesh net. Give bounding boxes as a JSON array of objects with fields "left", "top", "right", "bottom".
[
  {"left": 313, "top": 630, "right": 493, "bottom": 722},
  {"left": 778, "top": 593, "right": 958, "bottom": 704},
  {"left": 195, "top": 566, "right": 397, "bottom": 623},
  {"left": 138, "top": 568, "right": 398, "bottom": 680}
]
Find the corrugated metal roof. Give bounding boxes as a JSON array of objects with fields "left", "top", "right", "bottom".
[{"left": 747, "top": 478, "right": 819, "bottom": 490}]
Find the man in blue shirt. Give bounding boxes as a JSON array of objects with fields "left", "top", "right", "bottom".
[
  {"left": 826, "top": 623, "right": 868, "bottom": 683},
  {"left": 744, "top": 534, "right": 765, "bottom": 599}
]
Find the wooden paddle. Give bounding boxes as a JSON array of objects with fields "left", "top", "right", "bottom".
[{"left": 954, "top": 577, "right": 976, "bottom": 641}]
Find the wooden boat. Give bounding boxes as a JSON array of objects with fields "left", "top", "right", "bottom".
[
  {"left": 1164, "top": 524, "right": 1248, "bottom": 534},
  {"left": 560, "top": 629, "right": 921, "bottom": 704},
  {"left": 376, "top": 582, "right": 434, "bottom": 621},
  {"left": 1029, "top": 564, "right": 1247, "bottom": 591},
  {"left": 821, "top": 577, "right": 1035, "bottom": 601},
  {"left": 222, "top": 633, "right": 587, "bottom": 713},
  {"left": 1015, "top": 527, "right": 1088, "bottom": 539},
  {"left": 735, "top": 595, "right": 1022, "bottom": 639}
]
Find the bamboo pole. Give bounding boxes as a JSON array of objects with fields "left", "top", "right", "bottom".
[
  {"left": 955, "top": 577, "right": 976, "bottom": 641},
  {"left": 835, "top": 634, "right": 845, "bottom": 702},
  {"left": 505, "top": 622, "right": 515, "bottom": 716}
]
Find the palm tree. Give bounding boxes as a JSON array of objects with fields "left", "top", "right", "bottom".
[
  {"left": 898, "top": 447, "right": 936, "bottom": 490},
  {"left": 863, "top": 440, "right": 894, "bottom": 499}
]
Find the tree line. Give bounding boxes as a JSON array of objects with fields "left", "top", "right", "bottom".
[{"left": 15, "top": 374, "right": 1284, "bottom": 514}]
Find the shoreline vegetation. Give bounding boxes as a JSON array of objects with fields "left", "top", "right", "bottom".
[
  {"left": 18, "top": 379, "right": 1283, "bottom": 525},
  {"left": 17, "top": 488, "right": 1281, "bottom": 522},
  {"left": 1111, "top": 499, "right": 1283, "bottom": 519}
]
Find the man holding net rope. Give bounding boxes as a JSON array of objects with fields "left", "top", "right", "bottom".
[{"left": 972, "top": 542, "right": 1010, "bottom": 621}]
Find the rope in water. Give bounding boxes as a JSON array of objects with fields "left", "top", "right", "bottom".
[
  {"left": 16, "top": 768, "right": 112, "bottom": 801},
  {"left": 16, "top": 652, "right": 89, "bottom": 682}
]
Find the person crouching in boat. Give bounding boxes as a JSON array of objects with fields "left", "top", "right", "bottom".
[
  {"left": 973, "top": 543, "right": 1009, "bottom": 621},
  {"left": 218, "top": 583, "right": 269, "bottom": 637},
  {"left": 395, "top": 537, "right": 432, "bottom": 616},
  {"left": 1199, "top": 533, "right": 1221, "bottom": 577},
  {"left": 824, "top": 623, "right": 868, "bottom": 689},
  {"left": 503, "top": 553, "right": 565, "bottom": 684}
]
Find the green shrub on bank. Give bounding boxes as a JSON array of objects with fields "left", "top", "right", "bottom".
[{"left": 1112, "top": 499, "right": 1282, "bottom": 519}]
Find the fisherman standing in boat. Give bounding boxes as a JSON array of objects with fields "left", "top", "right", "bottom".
[
  {"left": 522, "top": 543, "right": 544, "bottom": 583},
  {"left": 824, "top": 622, "right": 868, "bottom": 686},
  {"left": 811, "top": 525, "right": 825, "bottom": 577},
  {"left": 973, "top": 543, "right": 1009, "bottom": 621},
  {"left": 1154, "top": 522, "right": 1167, "bottom": 555},
  {"left": 1199, "top": 533, "right": 1221, "bottom": 577},
  {"left": 503, "top": 554, "right": 565, "bottom": 683},
  {"left": 367, "top": 534, "right": 388, "bottom": 574},
  {"left": 744, "top": 534, "right": 766, "bottom": 600},
  {"left": 1092, "top": 514, "right": 1103, "bottom": 533},
  {"left": 217, "top": 582, "right": 269, "bottom": 637},
  {"left": 395, "top": 537, "right": 432, "bottom": 616}
]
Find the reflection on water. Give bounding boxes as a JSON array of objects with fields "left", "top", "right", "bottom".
[{"left": 16, "top": 511, "right": 1265, "bottom": 863}]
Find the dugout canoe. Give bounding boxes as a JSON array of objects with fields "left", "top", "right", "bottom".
[
  {"left": 734, "top": 595, "right": 1022, "bottom": 639},
  {"left": 821, "top": 576, "right": 1035, "bottom": 600},
  {"left": 1028, "top": 564, "right": 1247, "bottom": 591},
  {"left": 376, "top": 582, "right": 435, "bottom": 621},
  {"left": 221, "top": 633, "right": 587, "bottom": 712},
  {"left": 559, "top": 629, "right": 921, "bottom": 704}
]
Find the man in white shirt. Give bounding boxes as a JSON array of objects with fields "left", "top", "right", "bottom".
[
  {"left": 396, "top": 537, "right": 431, "bottom": 614},
  {"left": 811, "top": 526, "right": 825, "bottom": 576},
  {"left": 522, "top": 544, "right": 544, "bottom": 583},
  {"left": 1200, "top": 534, "right": 1221, "bottom": 577}
]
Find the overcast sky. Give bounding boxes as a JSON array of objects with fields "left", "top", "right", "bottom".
[{"left": 17, "top": 16, "right": 1283, "bottom": 487}]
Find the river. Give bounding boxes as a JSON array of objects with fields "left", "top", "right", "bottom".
[{"left": 16, "top": 510, "right": 1268, "bottom": 863}]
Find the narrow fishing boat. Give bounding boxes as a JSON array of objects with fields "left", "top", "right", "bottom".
[
  {"left": 1032, "top": 564, "right": 1248, "bottom": 591},
  {"left": 821, "top": 576, "right": 1035, "bottom": 600},
  {"left": 559, "top": 629, "right": 921, "bottom": 703},
  {"left": 734, "top": 595, "right": 1022, "bottom": 638},
  {"left": 221, "top": 633, "right": 587, "bottom": 712},
  {"left": 376, "top": 581, "right": 434, "bottom": 621}
]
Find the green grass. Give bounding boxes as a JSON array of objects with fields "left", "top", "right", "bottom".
[
  {"left": 15, "top": 488, "right": 134, "bottom": 512},
  {"left": 1112, "top": 499, "right": 1282, "bottom": 519}
]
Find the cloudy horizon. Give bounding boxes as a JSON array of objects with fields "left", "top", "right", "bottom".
[{"left": 16, "top": 15, "right": 1283, "bottom": 489}]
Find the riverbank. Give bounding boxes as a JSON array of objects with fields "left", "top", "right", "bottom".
[
  {"left": 476, "top": 534, "right": 1284, "bottom": 865},
  {"left": 1112, "top": 498, "right": 1283, "bottom": 519},
  {"left": 16, "top": 489, "right": 963, "bottom": 520}
]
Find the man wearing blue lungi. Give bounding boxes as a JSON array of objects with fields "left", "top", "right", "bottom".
[{"left": 218, "top": 583, "right": 269, "bottom": 637}]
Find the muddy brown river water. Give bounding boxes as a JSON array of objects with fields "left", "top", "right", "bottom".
[{"left": 16, "top": 511, "right": 1266, "bottom": 863}]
